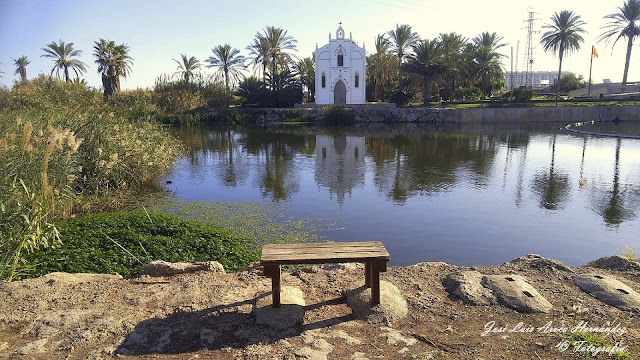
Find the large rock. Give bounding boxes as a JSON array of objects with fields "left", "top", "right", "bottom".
[
  {"left": 346, "top": 280, "right": 408, "bottom": 324},
  {"left": 572, "top": 274, "right": 640, "bottom": 312},
  {"left": 443, "top": 271, "right": 496, "bottom": 305},
  {"left": 586, "top": 256, "right": 640, "bottom": 271},
  {"left": 254, "top": 286, "right": 306, "bottom": 330},
  {"left": 482, "top": 275, "right": 553, "bottom": 313},
  {"left": 138, "top": 260, "right": 225, "bottom": 277},
  {"left": 405, "top": 112, "right": 418, "bottom": 122}
]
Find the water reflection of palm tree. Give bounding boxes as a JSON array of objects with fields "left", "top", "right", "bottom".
[
  {"left": 592, "top": 137, "right": 638, "bottom": 226},
  {"left": 604, "top": 138, "right": 625, "bottom": 224},
  {"left": 531, "top": 134, "right": 572, "bottom": 210},
  {"left": 369, "top": 133, "right": 497, "bottom": 203},
  {"left": 253, "top": 134, "right": 301, "bottom": 201}
]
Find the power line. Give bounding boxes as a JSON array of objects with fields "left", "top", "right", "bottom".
[
  {"left": 394, "top": 0, "right": 434, "bottom": 8},
  {"left": 364, "top": 0, "right": 433, "bottom": 9},
  {"left": 364, "top": 0, "right": 405, "bottom": 9}
]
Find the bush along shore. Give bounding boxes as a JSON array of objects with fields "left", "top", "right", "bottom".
[
  {"left": 0, "top": 76, "right": 344, "bottom": 282},
  {"left": 0, "top": 76, "right": 182, "bottom": 281}
]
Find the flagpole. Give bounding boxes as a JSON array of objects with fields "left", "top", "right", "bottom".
[{"left": 588, "top": 46, "right": 594, "bottom": 99}]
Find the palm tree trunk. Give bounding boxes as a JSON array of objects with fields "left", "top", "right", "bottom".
[
  {"left": 423, "top": 75, "right": 431, "bottom": 105},
  {"left": 622, "top": 36, "right": 633, "bottom": 86},
  {"left": 262, "top": 61, "right": 267, "bottom": 84},
  {"left": 64, "top": 66, "right": 70, "bottom": 83},
  {"left": 224, "top": 68, "right": 229, "bottom": 90},
  {"left": 556, "top": 52, "right": 563, "bottom": 106},
  {"left": 272, "top": 54, "right": 278, "bottom": 106}
]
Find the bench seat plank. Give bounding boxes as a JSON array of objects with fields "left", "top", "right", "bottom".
[{"left": 261, "top": 242, "right": 390, "bottom": 265}]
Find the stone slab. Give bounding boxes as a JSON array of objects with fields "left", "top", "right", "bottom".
[
  {"left": 443, "top": 271, "right": 497, "bottom": 305},
  {"left": 254, "top": 286, "right": 305, "bottom": 329},
  {"left": 572, "top": 274, "right": 640, "bottom": 312},
  {"left": 346, "top": 280, "right": 408, "bottom": 324},
  {"left": 482, "top": 275, "right": 552, "bottom": 313}
]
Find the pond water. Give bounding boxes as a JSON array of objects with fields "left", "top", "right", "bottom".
[{"left": 160, "top": 122, "right": 640, "bottom": 267}]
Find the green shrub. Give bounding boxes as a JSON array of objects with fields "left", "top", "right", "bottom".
[
  {"left": 319, "top": 105, "right": 355, "bottom": 125},
  {"left": 512, "top": 88, "right": 534, "bottom": 101},
  {"left": 389, "top": 89, "right": 415, "bottom": 106},
  {"left": 0, "top": 178, "right": 60, "bottom": 281},
  {"left": 0, "top": 76, "right": 181, "bottom": 216},
  {"left": 452, "top": 87, "right": 482, "bottom": 101},
  {"left": 23, "top": 211, "right": 259, "bottom": 278}
]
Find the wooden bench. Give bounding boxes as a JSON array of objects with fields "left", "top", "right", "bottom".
[{"left": 261, "top": 241, "right": 390, "bottom": 308}]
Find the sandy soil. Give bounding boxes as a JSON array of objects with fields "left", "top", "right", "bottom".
[{"left": 0, "top": 255, "right": 638, "bottom": 360}]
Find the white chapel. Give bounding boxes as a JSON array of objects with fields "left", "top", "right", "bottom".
[{"left": 313, "top": 24, "right": 366, "bottom": 105}]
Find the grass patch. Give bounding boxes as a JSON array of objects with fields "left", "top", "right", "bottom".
[
  {"left": 22, "top": 211, "right": 259, "bottom": 278},
  {"left": 566, "top": 331, "right": 630, "bottom": 359}
]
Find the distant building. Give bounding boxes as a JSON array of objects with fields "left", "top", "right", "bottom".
[
  {"left": 505, "top": 71, "right": 570, "bottom": 90},
  {"left": 568, "top": 82, "right": 640, "bottom": 98},
  {"left": 313, "top": 24, "right": 366, "bottom": 104}
]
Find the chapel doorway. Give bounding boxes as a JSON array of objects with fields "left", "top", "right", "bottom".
[{"left": 334, "top": 81, "right": 346, "bottom": 104}]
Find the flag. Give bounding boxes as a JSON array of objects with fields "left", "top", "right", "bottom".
[{"left": 592, "top": 46, "right": 599, "bottom": 58}]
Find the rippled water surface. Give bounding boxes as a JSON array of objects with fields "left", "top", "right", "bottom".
[{"left": 160, "top": 123, "right": 640, "bottom": 267}]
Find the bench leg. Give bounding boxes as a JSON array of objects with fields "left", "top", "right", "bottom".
[
  {"left": 365, "top": 261, "right": 372, "bottom": 288},
  {"left": 271, "top": 265, "right": 281, "bottom": 308},
  {"left": 371, "top": 261, "right": 381, "bottom": 305}
]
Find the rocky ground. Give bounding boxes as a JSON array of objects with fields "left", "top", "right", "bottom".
[{"left": 1, "top": 254, "right": 639, "bottom": 360}]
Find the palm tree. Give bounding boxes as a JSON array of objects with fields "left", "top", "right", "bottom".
[
  {"left": 294, "top": 57, "right": 315, "bottom": 101},
  {"left": 236, "top": 75, "right": 264, "bottom": 102},
  {"left": 246, "top": 34, "right": 271, "bottom": 83},
  {"left": 471, "top": 32, "right": 507, "bottom": 96},
  {"left": 472, "top": 32, "right": 507, "bottom": 52},
  {"left": 401, "top": 39, "right": 447, "bottom": 104},
  {"left": 540, "top": 10, "right": 586, "bottom": 103},
  {"left": 439, "top": 33, "right": 467, "bottom": 98},
  {"left": 473, "top": 45, "right": 505, "bottom": 96},
  {"left": 263, "top": 26, "right": 298, "bottom": 92},
  {"left": 41, "top": 40, "right": 87, "bottom": 83},
  {"left": 173, "top": 54, "right": 201, "bottom": 83},
  {"left": 367, "top": 34, "right": 397, "bottom": 101},
  {"left": 12, "top": 56, "right": 30, "bottom": 82},
  {"left": 388, "top": 24, "right": 419, "bottom": 63},
  {"left": 206, "top": 44, "right": 246, "bottom": 90},
  {"left": 93, "top": 39, "right": 133, "bottom": 98},
  {"left": 599, "top": 0, "right": 640, "bottom": 85}
]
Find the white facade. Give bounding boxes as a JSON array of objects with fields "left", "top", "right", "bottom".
[{"left": 313, "top": 24, "right": 366, "bottom": 104}]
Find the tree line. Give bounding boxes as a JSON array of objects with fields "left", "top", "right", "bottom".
[{"left": 4, "top": 0, "right": 639, "bottom": 106}]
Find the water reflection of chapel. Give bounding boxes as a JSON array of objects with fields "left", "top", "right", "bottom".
[
  {"left": 313, "top": 24, "right": 366, "bottom": 104},
  {"left": 315, "top": 135, "right": 365, "bottom": 203}
]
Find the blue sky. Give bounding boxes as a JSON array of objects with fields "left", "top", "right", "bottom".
[{"left": 1, "top": 0, "right": 637, "bottom": 90}]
